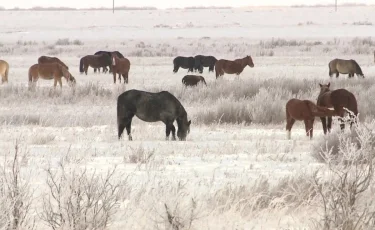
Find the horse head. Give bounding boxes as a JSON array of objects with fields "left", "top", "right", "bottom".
[
  {"left": 60, "top": 65, "right": 71, "bottom": 82},
  {"left": 246, "top": 55, "right": 254, "bottom": 68},
  {"left": 177, "top": 119, "right": 191, "bottom": 141},
  {"left": 319, "top": 82, "right": 331, "bottom": 96}
]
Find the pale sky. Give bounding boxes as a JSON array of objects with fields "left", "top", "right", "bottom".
[{"left": 1, "top": 0, "right": 373, "bottom": 9}]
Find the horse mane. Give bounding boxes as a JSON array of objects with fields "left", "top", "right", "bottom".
[{"left": 351, "top": 60, "right": 363, "bottom": 74}]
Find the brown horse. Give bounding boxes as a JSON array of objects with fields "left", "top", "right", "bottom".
[
  {"left": 317, "top": 83, "right": 358, "bottom": 134},
  {"left": 215, "top": 56, "right": 254, "bottom": 79},
  {"left": 38, "top": 56, "right": 69, "bottom": 70},
  {"left": 328, "top": 59, "right": 364, "bottom": 78},
  {"left": 79, "top": 54, "right": 112, "bottom": 75},
  {"left": 111, "top": 55, "right": 130, "bottom": 84},
  {"left": 286, "top": 98, "right": 338, "bottom": 140},
  {"left": 182, "top": 75, "right": 207, "bottom": 87},
  {"left": 0, "top": 60, "right": 9, "bottom": 84},
  {"left": 28, "top": 63, "right": 74, "bottom": 88}
]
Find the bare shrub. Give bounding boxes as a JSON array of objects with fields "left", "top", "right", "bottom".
[
  {"left": 310, "top": 123, "right": 375, "bottom": 229},
  {"left": 256, "top": 49, "right": 275, "bottom": 56},
  {"left": 351, "top": 37, "right": 374, "bottom": 46},
  {"left": 0, "top": 142, "right": 35, "bottom": 229},
  {"left": 72, "top": 39, "right": 84, "bottom": 45},
  {"left": 352, "top": 21, "right": 373, "bottom": 26},
  {"left": 40, "top": 162, "right": 121, "bottom": 230},
  {"left": 126, "top": 145, "right": 155, "bottom": 164},
  {"left": 55, "top": 38, "right": 70, "bottom": 46},
  {"left": 31, "top": 134, "right": 55, "bottom": 145}
]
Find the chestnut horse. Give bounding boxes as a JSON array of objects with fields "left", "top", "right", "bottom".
[
  {"left": 28, "top": 63, "right": 74, "bottom": 88},
  {"left": 38, "top": 56, "right": 69, "bottom": 70},
  {"left": 286, "top": 98, "right": 337, "bottom": 140},
  {"left": 79, "top": 54, "right": 112, "bottom": 75},
  {"left": 317, "top": 83, "right": 358, "bottom": 134},
  {"left": 215, "top": 56, "right": 254, "bottom": 78},
  {"left": 112, "top": 55, "right": 130, "bottom": 84},
  {"left": 0, "top": 60, "right": 9, "bottom": 84}
]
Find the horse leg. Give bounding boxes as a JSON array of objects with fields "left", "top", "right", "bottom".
[
  {"left": 94, "top": 68, "right": 97, "bottom": 73},
  {"left": 53, "top": 78, "right": 57, "bottom": 89},
  {"left": 165, "top": 121, "right": 176, "bottom": 141},
  {"left": 113, "top": 72, "right": 116, "bottom": 84},
  {"left": 327, "top": 117, "right": 332, "bottom": 133},
  {"left": 308, "top": 119, "right": 314, "bottom": 139},
  {"left": 123, "top": 73, "right": 128, "bottom": 84},
  {"left": 58, "top": 78, "right": 62, "bottom": 88},
  {"left": 320, "top": 117, "right": 327, "bottom": 135},
  {"left": 84, "top": 65, "right": 88, "bottom": 75},
  {"left": 118, "top": 114, "right": 134, "bottom": 140},
  {"left": 286, "top": 116, "right": 295, "bottom": 140},
  {"left": 336, "top": 72, "right": 339, "bottom": 78}
]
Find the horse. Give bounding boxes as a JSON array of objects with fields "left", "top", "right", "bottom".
[
  {"left": 38, "top": 56, "right": 69, "bottom": 70},
  {"left": 215, "top": 55, "right": 254, "bottom": 79},
  {"left": 328, "top": 59, "right": 364, "bottom": 78},
  {"left": 182, "top": 75, "right": 207, "bottom": 87},
  {"left": 317, "top": 83, "right": 358, "bottom": 134},
  {"left": 94, "top": 51, "right": 125, "bottom": 73},
  {"left": 28, "top": 63, "right": 74, "bottom": 88},
  {"left": 194, "top": 55, "right": 217, "bottom": 73},
  {"left": 111, "top": 55, "right": 130, "bottom": 84},
  {"left": 79, "top": 54, "right": 112, "bottom": 75},
  {"left": 117, "top": 90, "right": 191, "bottom": 141},
  {"left": 0, "top": 60, "right": 9, "bottom": 84},
  {"left": 173, "top": 56, "right": 195, "bottom": 73},
  {"left": 286, "top": 98, "right": 338, "bottom": 140}
]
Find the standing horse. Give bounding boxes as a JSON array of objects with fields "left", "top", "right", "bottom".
[
  {"left": 38, "top": 56, "right": 69, "bottom": 70},
  {"left": 173, "top": 56, "right": 195, "bottom": 73},
  {"left": 194, "top": 55, "right": 218, "bottom": 73},
  {"left": 0, "top": 60, "right": 9, "bottom": 84},
  {"left": 79, "top": 54, "right": 112, "bottom": 75},
  {"left": 94, "top": 51, "right": 125, "bottom": 73},
  {"left": 28, "top": 63, "right": 74, "bottom": 88},
  {"left": 215, "top": 56, "right": 254, "bottom": 79},
  {"left": 328, "top": 59, "right": 364, "bottom": 78},
  {"left": 117, "top": 90, "right": 191, "bottom": 141},
  {"left": 182, "top": 75, "right": 207, "bottom": 87},
  {"left": 317, "top": 83, "right": 358, "bottom": 134},
  {"left": 111, "top": 55, "right": 130, "bottom": 84},
  {"left": 286, "top": 98, "right": 337, "bottom": 140}
]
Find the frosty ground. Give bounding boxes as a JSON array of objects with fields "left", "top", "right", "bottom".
[{"left": 1, "top": 6, "right": 375, "bottom": 229}]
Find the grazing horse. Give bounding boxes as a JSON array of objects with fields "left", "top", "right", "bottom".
[
  {"left": 0, "top": 60, "right": 9, "bottom": 84},
  {"left": 286, "top": 98, "right": 337, "bottom": 140},
  {"left": 182, "top": 75, "right": 207, "bottom": 87},
  {"left": 38, "top": 56, "right": 69, "bottom": 70},
  {"left": 317, "top": 83, "right": 358, "bottom": 134},
  {"left": 28, "top": 63, "right": 74, "bottom": 88},
  {"left": 117, "top": 90, "right": 191, "bottom": 141},
  {"left": 111, "top": 55, "right": 130, "bottom": 84},
  {"left": 215, "top": 56, "right": 254, "bottom": 78},
  {"left": 94, "top": 51, "right": 125, "bottom": 73},
  {"left": 79, "top": 54, "right": 112, "bottom": 75},
  {"left": 328, "top": 59, "right": 364, "bottom": 78},
  {"left": 194, "top": 55, "right": 218, "bottom": 73},
  {"left": 173, "top": 56, "right": 195, "bottom": 73}
]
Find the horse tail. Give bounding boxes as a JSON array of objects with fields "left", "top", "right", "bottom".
[
  {"left": 4, "top": 65, "right": 9, "bottom": 82},
  {"left": 202, "top": 78, "right": 207, "bottom": 86},
  {"left": 79, "top": 57, "right": 84, "bottom": 73},
  {"left": 28, "top": 65, "right": 34, "bottom": 83}
]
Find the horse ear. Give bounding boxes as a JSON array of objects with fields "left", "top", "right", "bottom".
[
  {"left": 188, "top": 120, "right": 191, "bottom": 125},
  {"left": 319, "top": 83, "right": 323, "bottom": 88},
  {"left": 327, "top": 82, "right": 330, "bottom": 87}
]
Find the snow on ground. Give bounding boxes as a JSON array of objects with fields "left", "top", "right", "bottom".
[{"left": 0, "top": 6, "right": 374, "bottom": 229}]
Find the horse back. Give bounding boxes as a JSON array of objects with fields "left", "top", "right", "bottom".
[{"left": 286, "top": 99, "right": 314, "bottom": 120}]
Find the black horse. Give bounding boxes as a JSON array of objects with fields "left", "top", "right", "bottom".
[
  {"left": 194, "top": 55, "right": 218, "bottom": 73},
  {"left": 94, "top": 51, "right": 125, "bottom": 73},
  {"left": 117, "top": 90, "right": 191, "bottom": 141},
  {"left": 173, "top": 56, "right": 195, "bottom": 73}
]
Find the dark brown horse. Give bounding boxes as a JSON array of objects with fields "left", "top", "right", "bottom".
[
  {"left": 215, "top": 56, "right": 254, "bottom": 78},
  {"left": 93, "top": 51, "right": 125, "bottom": 73},
  {"left": 286, "top": 98, "right": 338, "bottom": 140},
  {"left": 182, "top": 75, "right": 207, "bottom": 87},
  {"left": 317, "top": 83, "right": 358, "bottom": 134},
  {"left": 328, "top": 59, "right": 364, "bottom": 78},
  {"left": 38, "top": 56, "right": 69, "bottom": 70},
  {"left": 28, "top": 63, "right": 74, "bottom": 88},
  {"left": 79, "top": 54, "right": 111, "bottom": 75},
  {"left": 112, "top": 55, "right": 130, "bottom": 84}
]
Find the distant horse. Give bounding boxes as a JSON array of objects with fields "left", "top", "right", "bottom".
[
  {"left": 286, "top": 98, "right": 337, "bottom": 140},
  {"left": 328, "top": 59, "right": 364, "bottom": 78},
  {"left": 182, "top": 75, "right": 207, "bottom": 87},
  {"left": 79, "top": 54, "right": 112, "bottom": 75},
  {"left": 194, "top": 55, "right": 217, "bottom": 73},
  {"left": 28, "top": 63, "right": 74, "bottom": 88},
  {"left": 317, "top": 83, "right": 358, "bottom": 134},
  {"left": 0, "top": 60, "right": 9, "bottom": 84},
  {"left": 38, "top": 56, "right": 69, "bottom": 70},
  {"left": 94, "top": 51, "right": 125, "bottom": 73},
  {"left": 215, "top": 55, "right": 254, "bottom": 78},
  {"left": 117, "top": 89, "right": 191, "bottom": 141},
  {"left": 111, "top": 55, "right": 130, "bottom": 84},
  {"left": 173, "top": 56, "right": 195, "bottom": 73}
]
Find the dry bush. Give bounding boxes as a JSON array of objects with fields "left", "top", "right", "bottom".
[
  {"left": 310, "top": 123, "right": 375, "bottom": 230},
  {"left": 0, "top": 142, "right": 35, "bottom": 229},
  {"left": 55, "top": 38, "right": 84, "bottom": 46},
  {"left": 40, "top": 162, "right": 121, "bottom": 230}
]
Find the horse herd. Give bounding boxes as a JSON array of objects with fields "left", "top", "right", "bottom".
[{"left": 0, "top": 52, "right": 366, "bottom": 141}]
